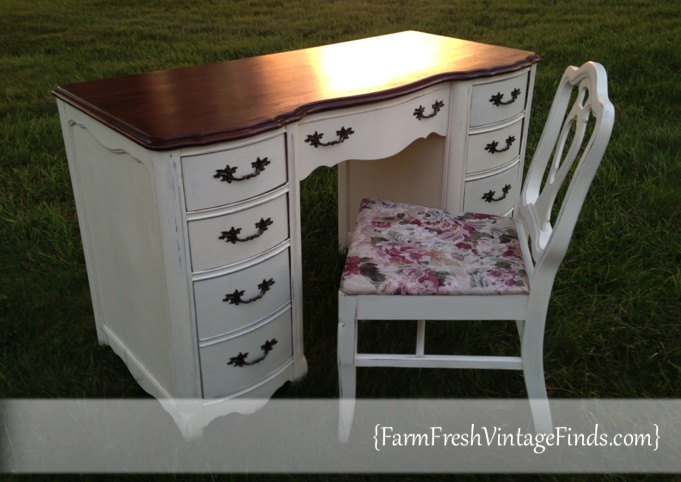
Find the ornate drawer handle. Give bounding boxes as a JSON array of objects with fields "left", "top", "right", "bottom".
[
  {"left": 413, "top": 100, "right": 445, "bottom": 120},
  {"left": 227, "top": 338, "right": 278, "bottom": 367},
  {"left": 485, "top": 135, "right": 516, "bottom": 154},
  {"left": 214, "top": 157, "right": 271, "bottom": 183},
  {"left": 218, "top": 217, "right": 273, "bottom": 244},
  {"left": 482, "top": 184, "right": 512, "bottom": 203},
  {"left": 223, "top": 278, "right": 275, "bottom": 305},
  {"left": 489, "top": 88, "right": 521, "bottom": 107},
  {"left": 304, "top": 127, "right": 354, "bottom": 148}
]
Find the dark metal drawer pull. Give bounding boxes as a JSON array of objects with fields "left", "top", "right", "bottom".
[
  {"left": 485, "top": 136, "right": 516, "bottom": 154},
  {"left": 218, "top": 217, "right": 273, "bottom": 244},
  {"left": 227, "top": 338, "right": 278, "bottom": 367},
  {"left": 214, "top": 157, "right": 271, "bottom": 183},
  {"left": 489, "top": 88, "right": 522, "bottom": 107},
  {"left": 223, "top": 278, "right": 275, "bottom": 305},
  {"left": 305, "top": 126, "right": 354, "bottom": 148},
  {"left": 413, "top": 100, "right": 445, "bottom": 120},
  {"left": 482, "top": 184, "right": 512, "bottom": 203}
]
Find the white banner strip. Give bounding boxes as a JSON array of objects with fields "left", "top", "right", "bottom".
[{"left": 2, "top": 399, "right": 679, "bottom": 473}]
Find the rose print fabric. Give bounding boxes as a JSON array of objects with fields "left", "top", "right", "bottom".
[{"left": 340, "top": 198, "right": 530, "bottom": 296}]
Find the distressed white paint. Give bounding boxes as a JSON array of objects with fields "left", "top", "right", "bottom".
[{"left": 58, "top": 65, "right": 539, "bottom": 436}]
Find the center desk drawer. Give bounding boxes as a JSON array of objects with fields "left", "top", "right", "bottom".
[
  {"left": 297, "top": 86, "right": 450, "bottom": 170},
  {"left": 200, "top": 307, "right": 293, "bottom": 398},
  {"left": 193, "top": 246, "right": 291, "bottom": 341},
  {"left": 187, "top": 190, "right": 289, "bottom": 272},
  {"left": 182, "top": 133, "right": 287, "bottom": 211}
]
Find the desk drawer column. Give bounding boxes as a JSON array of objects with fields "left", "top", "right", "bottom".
[
  {"left": 180, "top": 130, "right": 301, "bottom": 400},
  {"left": 447, "top": 67, "right": 536, "bottom": 215}
]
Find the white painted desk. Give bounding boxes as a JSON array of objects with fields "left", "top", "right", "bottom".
[{"left": 54, "top": 31, "right": 539, "bottom": 434}]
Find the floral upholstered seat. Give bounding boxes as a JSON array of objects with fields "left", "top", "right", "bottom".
[{"left": 340, "top": 198, "right": 530, "bottom": 296}]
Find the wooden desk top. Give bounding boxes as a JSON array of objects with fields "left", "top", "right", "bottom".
[{"left": 54, "top": 31, "right": 539, "bottom": 150}]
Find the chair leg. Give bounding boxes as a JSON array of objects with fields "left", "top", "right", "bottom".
[
  {"left": 338, "top": 293, "right": 358, "bottom": 443},
  {"left": 521, "top": 317, "right": 552, "bottom": 434},
  {"left": 515, "top": 319, "right": 525, "bottom": 339},
  {"left": 416, "top": 320, "right": 426, "bottom": 356}
]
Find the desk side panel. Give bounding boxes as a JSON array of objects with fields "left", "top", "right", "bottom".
[{"left": 58, "top": 102, "right": 188, "bottom": 397}]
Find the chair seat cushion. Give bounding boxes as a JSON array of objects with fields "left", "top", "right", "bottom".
[{"left": 340, "top": 198, "right": 530, "bottom": 296}]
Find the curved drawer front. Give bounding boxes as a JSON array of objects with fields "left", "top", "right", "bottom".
[
  {"left": 464, "top": 162, "right": 520, "bottom": 216},
  {"left": 466, "top": 118, "right": 524, "bottom": 174},
  {"left": 194, "top": 247, "right": 291, "bottom": 341},
  {"left": 469, "top": 72, "right": 528, "bottom": 127},
  {"left": 200, "top": 308, "right": 293, "bottom": 398},
  {"left": 182, "top": 133, "right": 287, "bottom": 211},
  {"left": 187, "top": 191, "right": 289, "bottom": 272},
  {"left": 297, "top": 86, "right": 449, "bottom": 172}
]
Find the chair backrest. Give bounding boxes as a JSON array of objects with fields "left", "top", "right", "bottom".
[{"left": 515, "top": 62, "right": 615, "bottom": 283}]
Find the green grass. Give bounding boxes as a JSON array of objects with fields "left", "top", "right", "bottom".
[{"left": 1, "top": 0, "right": 681, "bottom": 479}]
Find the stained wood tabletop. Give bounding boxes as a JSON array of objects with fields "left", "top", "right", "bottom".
[{"left": 53, "top": 31, "right": 539, "bottom": 150}]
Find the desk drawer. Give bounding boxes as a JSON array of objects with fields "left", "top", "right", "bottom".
[
  {"left": 187, "top": 191, "right": 289, "bottom": 272},
  {"left": 469, "top": 72, "right": 528, "bottom": 127},
  {"left": 297, "top": 86, "right": 449, "bottom": 171},
  {"left": 464, "top": 161, "right": 520, "bottom": 216},
  {"left": 193, "top": 247, "right": 291, "bottom": 341},
  {"left": 466, "top": 118, "right": 524, "bottom": 174},
  {"left": 200, "top": 308, "right": 293, "bottom": 398},
  {"left": 182, "top": 134, "right": 287, "bottom": 211}
]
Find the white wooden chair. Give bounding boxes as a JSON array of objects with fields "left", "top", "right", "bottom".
[{"left": 337, "top": 62, "right": 615, "bottom": 441}]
